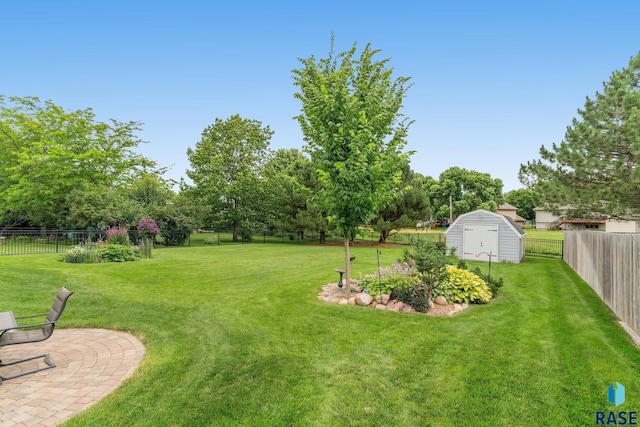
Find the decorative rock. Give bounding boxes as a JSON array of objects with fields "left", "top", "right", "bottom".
[
  {"left": 318, "top": 292, "right": 328, "bottom": 297},
  {"left": 355, "top": 286, "right": 362, "bottom": 293},
  {"left": 348, "top": 297, "right": 356, "bottom": 305},
  {"left": 428, "top": 300, "right": 435, "bottom": 309},
  {"left": 355, "top": 293, "right": 373, "bottom": 306},
  {"left": 435, "top": 296, "right": 448, "bottom": 306},
  {"left": 394, "top": 301, "right": 404, "bottom": 311},
  {"left": 453, "top": 303, "right": 462, "bottom": 312},
  {"left": 386, "top": 302, "right": 395, "bottom": 311},
  {"left": 372, "top": 301, "right": 378, "bottom": 308},
  {"left": 339, "top": 299, "right": 349, "bottom": 305},
  {"left": 376, "top": 304, "right": 387, "bottom": 310},
  {"left": 332, "top": 297, "right": 342, "bottom": 303},
  {"left": 375, "top": 294, "right": 392, "bottom": 305},
  {"left": 402, "top": 304, "right": 416, "bottom": 312}
]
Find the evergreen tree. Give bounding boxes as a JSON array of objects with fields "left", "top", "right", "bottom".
[{"left": 520, "top": 52, "right": 640, "bottom": 219}]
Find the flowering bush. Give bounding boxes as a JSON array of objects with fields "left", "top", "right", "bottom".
[
  {"left": 137, "top": 216, "right": 160, "bottom": 236},
  {"left": 359, "top": 262, "right": 420, "bottom": 298},
  {"left": 62, "top": 245, "right": 99, "bottom": 264},
  {"left": 105, "top": 226, "right": 129, "bottom": 245},
  {"left": 137, "top": 216, "right": 160, "bottom": 258}
]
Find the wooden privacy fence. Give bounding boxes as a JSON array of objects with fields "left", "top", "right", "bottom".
[{"left": 563, "top": 231, "right": 640, "bottom": 338}]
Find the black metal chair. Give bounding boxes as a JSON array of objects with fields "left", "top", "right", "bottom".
[{"left": 0, "top": 287, "right": 73, "bottom": 384}]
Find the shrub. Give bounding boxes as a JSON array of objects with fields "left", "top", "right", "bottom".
[
  {"left": 203, "top": 236, "right": 218, "bottom": 245},
  {"left": 394, "top": 283, "right": 430, "bottom": 313},
  {"left": 97, "top": 244, "right": 137, "bottom": 262},
  {"left": 62, "top": 245, "right": 98, "bottom": 264},
  {"left": 403, "top": 239, "right": 451, "bottom": 304},
  {"left": 359, "top": 262, "right": 419, "bottom": 298},
  {"left": 470, "top": 266, "right": 504, "bottom": 297},
  {"left": 105, "top": 227, "right": 129, "bottom": 245},
  {"left": 435, "top": 265, "right": 492, "bottom": 304},
  {"left": 137, "top": 216, "right": 160, "bottom": 258}
]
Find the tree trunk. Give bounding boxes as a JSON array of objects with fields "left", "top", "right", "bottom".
[
  {"left": 344, "top": 236, "right": 351, "bottom": 298},
  {"left": 232, "top": 222, "right": 238, "bottom": 242},
  {"left": 378, "top": 229, "right": 389, "bottom": 244},
  {"left": 319, "top": 230, "right": 326, "bottom": 244}
]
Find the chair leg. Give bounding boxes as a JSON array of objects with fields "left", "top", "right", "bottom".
[{"left": 0, "top": 354, "right": 56, "bottom": 384}]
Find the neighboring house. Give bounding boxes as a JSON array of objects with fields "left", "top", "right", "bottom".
[
  {"left": 445, "top": 209, "right": 525, "bottom": 264},
  {"left": 497, "top": 203, "right": 526, "bottom": 228},
  {"left": 534, "top": 206, "right": 640, "bottom": 232}
]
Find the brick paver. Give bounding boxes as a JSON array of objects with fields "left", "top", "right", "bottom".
[{"left": 0, "top": 329, "right": 145, "bottom": 426}]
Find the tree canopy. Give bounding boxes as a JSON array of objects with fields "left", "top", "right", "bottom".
[
  {"left": 504, "top": 188, "right": 540, "bottom": 221},
  {"left": 293, "top": 38, "right": 412, "bottom": 295},
  {"left": 519, "top": 52, "right": 640, "bottom": 219},
  {"left": 0, "top": 96, "right": 156, "bottom": 228},
  {"left": 186, "top": 114, "right": 273, "bottom": 241},
  {"left": 428, "top": 167, "right": 504, "bottom": 221}
]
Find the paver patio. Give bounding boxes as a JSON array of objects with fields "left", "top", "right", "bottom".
[{"left": 0, "top": 329, "right": 145, "bottom": 426}]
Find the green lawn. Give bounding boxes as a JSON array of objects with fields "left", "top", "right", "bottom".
[
  {"left": 0, "top": 246, "right": 638, "bottom": 426},
  {"left": 522, "top": 227, "right": 565, "bottom": 240}
]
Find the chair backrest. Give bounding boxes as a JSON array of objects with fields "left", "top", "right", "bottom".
[{"left": 43, "top": 287, "right": 73, "bottom": 336}]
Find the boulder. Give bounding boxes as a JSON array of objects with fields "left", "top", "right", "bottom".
[
  {"left": 435, "top": 296, "right": 448, "bottom": 306},
  {"left": 376, "top": 294, "right": 391, "bottom": 305},
  {"left": 376, "top": 304, "right": 387, "bottom": 310},
  {"left": 339, "top": 299, "right": 349, "bottom": 305},
  {"left": 355, "top": 293, "right": 374, "bottom": 306},
  {"left": 394, "top": 301, "right": 404, "bottom": 311},
  {"left": 348, "top": 297, "right": 356, "bottom": 305}
]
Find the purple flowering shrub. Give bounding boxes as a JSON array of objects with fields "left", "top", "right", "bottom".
[
  {"left": 137, "top": 216, "right": 160, "bottom": 236},
  {"left": 137, "top": 216, "right": 160, "bottom": 258},
  {"left": 105, "top": 226, "right": 129, "bottom": 245}
]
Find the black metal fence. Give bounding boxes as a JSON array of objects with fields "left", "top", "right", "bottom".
[
  {"left": 525, "top": 238, "right": 563, "bottom": 258},
  {"left": 0, "top": 227, "right": 444, "bottom": 255},
  {"left": 0, "top": 229, "right": 150, "bottom": 256},
  {"left": 192, "top": 230, "right": 445, "bottom": 246}
]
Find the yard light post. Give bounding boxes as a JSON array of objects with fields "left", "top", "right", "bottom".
[{"left": 475, "top": 250, "right": 494, "bottom": 283}]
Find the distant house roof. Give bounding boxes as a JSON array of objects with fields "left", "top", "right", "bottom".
[{"left": 498, "top": 203, "right": 518, "bottom": 211}]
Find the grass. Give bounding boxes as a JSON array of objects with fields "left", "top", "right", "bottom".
[
  {"left": 189, "top": 228, "right": 443, "bottom": 247},
  {"left": 1, "top": 245, "right": 638, "bottom": 426},
  {"left": 522, "top": 226, "right": 565, "bottom": 240}
]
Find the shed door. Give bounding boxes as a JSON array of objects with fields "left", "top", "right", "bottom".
[{"left": 463, "top": 223, "right": 498, "bottom": 261}]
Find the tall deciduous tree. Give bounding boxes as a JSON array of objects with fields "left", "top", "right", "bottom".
[
  {"left": 504, "top": 188, "right": 540, "bottom": 221},
  {"left": 520, "top": 53, "right": 640, "bottom": 219},
  {"left": 186, "top": 114, "right": 273, "bottom": 241},
  {"left": 293, "top": 38, "right": 412, "bottom": 296},
  {"left": 427, "top": 167, "right": 503, "bottom": 222},
  {"left": 0, "top": 96, "right": 155, "bottom": 228}
]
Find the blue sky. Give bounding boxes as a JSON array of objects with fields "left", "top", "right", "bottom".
[{"left": 3, "top": 1, "right": 640, "bottom": 191}]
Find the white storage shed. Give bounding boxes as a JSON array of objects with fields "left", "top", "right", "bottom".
[{"left": 444, "top": 209, "right": 526, "bottom": 264}]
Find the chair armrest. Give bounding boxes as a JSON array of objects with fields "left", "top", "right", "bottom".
[
  {"left": 5, "top": 320, "right": 58, "bottom": 331},
  {"left": 14, "top": 313, "right": 48, "bottom": 320}
]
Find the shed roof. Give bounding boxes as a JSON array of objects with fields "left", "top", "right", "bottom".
[{"left": 444, "top": 209, "right": 525, "bottom": 237}]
